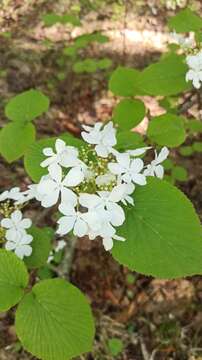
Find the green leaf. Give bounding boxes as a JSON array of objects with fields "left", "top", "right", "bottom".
[
  {"left": 168, "top": 8, "right": 202, "bottom": 33},
  {"left": 63, "top": 46, "right": 77, "bottom": 57},
  {"left": 42, "top": 13, "right": 61, "bottom": 26},
  {"left": 97, "top": 58, "right": 112, "bottom": 70},
  {"left": 172, "top": 165, "right": 188, "bottom": 181},
  {"left": 0, "top": 250, "right": 28, "bottom": 312},
  {"left": 5, "top": 89, "right": 50, "bottom": 122},
  {"left": 192, "top": 141, "right": 202, "bottom": 152},
  {"left": 91, "top": 32, "right": 109, "bottom": 43},
  {"left": 74, "top": 34, "right": 92, "bottom": 48},
  {"left": 24, "top": 133, "right": 84, "bottom": 182},
  {"left": 73, "top": 59, "right": 98, "bottom": 73},
  {"left": 163, "top": 158, "right": 174, "bottom": 170},
  {"left": 185, "top": 119, "right": 202, "bottom": 134},
  {"left": 83, "top": 58, "right": 98, "bottom": 73},
  {"left": 147, "top": 113, "right": 186, "bottom": 147},
  {"left": 60, "top": 14, "right": 81, "bottom": 26},
  {"left": 15, "top": 279, "right": 95, "bottom": 360},
  {"left": 137, "top": 54, "right": 190, "bottom": 96},
  {"left": 113, "top": 99, "right": 145, "bottom": 130},
  {"left": 42, "top": 13, "right": 80, "bottom": 26},
  {"left": 116, "top": 131, "right": 145, "bottom": 151},
  {"left": 73, "top": 61, "right": 85, "bottom": 73},
  {"left": 112, "top": 178, "right": 202, "bottom": 279},
  {"left": 24, "top": 227, "right": 53, "bottom": 269},
  {"left": 37, "top": 266, "right": 55, "bottom": 280},
  {"left": 0, "top": 122, "right": 35, "bottom": 162},
  {"left": 108, "top": 338, "right": 123, "bottom": 356},
  {"left": 179, "top": 145, "right": 193, "bottom": 156},
  {"left": 109, "top": 67, "right": 142, "bottom": 96}
]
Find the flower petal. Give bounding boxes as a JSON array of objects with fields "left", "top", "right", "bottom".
[
  {"left": 41, "top": 191, "right": 59, "bottom": 208},
  {"left": 95, "top": 144, "right": 108, "bottom": 157},
  {"left": 5, "top": 241, "right": 16, "bottom": 251},
  {"left": 61, "top": 188, "right": 77, "bottom": 207},
  {"left": 57, "top": 215, "right": 75, "bottom": 235},
  {"left": 73, "top": 218, "right": 88, "bottom": 237},
  {"left": 1, "top": 218, "right": 12, "bottom": 228},
  {"left": 55, "top": 139, "right": 66, "bottom": 153},
  {"left": 11, "top": 210, "right": 22, "bottom": 224},
  {"left": 132, "top": 173, "right": 147, "bottom": 186},
  {"left": 102, "top": 237, "right": 113, "bottom": 251},
  {"left": 107, "top": 202, "right": 125, "bottom": 226},
  {"left": 63, "top": 167, "right": 84, "bottom": 187},
  {"left": 20, "top": 218, "right": 32, "bottom": 229},
  {"left": 79, "top": 193, "right": 101, "bottom": 209}
]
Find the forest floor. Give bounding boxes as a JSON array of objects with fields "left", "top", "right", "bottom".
[{"left": 0, "top": 1, "right": 202, "bottom": 359}]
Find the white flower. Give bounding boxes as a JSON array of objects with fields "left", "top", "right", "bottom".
[
  {"left": 55, "top": 239, "right": 66, "bottom": 252},
  {"left": 40, "top": 139, "right": 80, "bottom": 171},
  {"left": 115, "top": 183, "right": 135, "bottom": 206},
  {"left": 1, "top": 210, "right": 32, "bottom": 241},
  {"left": 186, "top": 52, "right": 202, "bottom": 89},
  {"left": 170, "top": 31, "right": 194, "bottom": 49},
  {"left": 108, "top": 153, "right": 146, "bottom": 185},
  {"left": 37, "top": 165, "right": 81, "bottom": 208},
  {"left": 95, "top": 172, "right": 116, "bottom": 186},
  {"left": 15, "top": 184, "right": 43, "bottom": 205},
  {"left": 81, "top": 121, "right": 117, "bottom": 157},
  {"left": 144, "top": 146, "right": 169, "bottom": 179},
  {"left": 57, "top": 204, "right": 88, "bottom": 237},
  {"left": 80, "top": 187, "right": 125, "bottom": 227},
  {"left": 5, "top": 232, "right": 33, "bottom": 259},
  {"left": 0, "top": 187, "right": 25, "bottom": 203}
]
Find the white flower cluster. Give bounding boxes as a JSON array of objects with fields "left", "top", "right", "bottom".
[
  {"left": 186, "top": 51, "right": 202, "bottom": 89},
  {"left": 0, "top": 121, "right": 169, "bottom": 254},
  {"left": 170, "top": 31, "right": 194, "bottom": 49},
  {"left": 1, "top": 210, "right": 33, "bottom": 259}
]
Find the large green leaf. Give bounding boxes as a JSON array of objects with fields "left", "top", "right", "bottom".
[
  {"left": 168, "top": 8, "right": 202, "bottom": 33},
  {"left": 25, "top": 226, "right": 53, "bottom": 269},
  {"left": 109, "top": 67, "right": 142, "bottom": 96},
  {"left": 137, "top": 54, "right": 190, "bottom": 96},
  {"left": 15, "top": 279, "right": 95, "bottom": 360},
  {"left": 113, "top": 99, "right": 145, "bottom": 130},
  {"left": 0, "top": 122, "right": 36, "bottom": 162},
  {"left": 147, "top": 113, "right": 186, "bottom": 147},
  {"left": 5, "top": 89, "right": 50, "bottom": 122},
  {"left": 0, "top": 250, "right": 28, "bottom": 312},
  {"left": 112, "top": 178, "right": 202, "bottom": 279},
  {"left": 24, "top": 132, "right": 84, "bottom": 182}
]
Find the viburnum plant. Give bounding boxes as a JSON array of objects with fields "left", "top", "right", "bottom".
[{"left": 0, "top": 7, "right": 202, "bottom": 360}]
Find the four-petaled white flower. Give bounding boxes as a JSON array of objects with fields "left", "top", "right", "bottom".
[
  {"left": 186, "top": 52, "right": 202, "bottom": 89},
  {"left": 115, "top": 183, "right": 135, "bottom": 206},
  {"left": 79, "top": 187, "right": 125, "bottom": 228},
  {"left": 37, "top": 165, "right": 82, "bottom": 208},
  {"left": 0, "top": 187, "right": 25, "bottom": 203},
  {"left": 81, "top": 121, "right": 117, "bottom": 157},
  {"left": 108, "top": 153, "right": 146, "bottom": 185},
  {"left": 40, "top": 139, "right": 80, "bottom": 172},
  {"left": 144, "top": 147, "right": 169, "bottom": 179},
  {"left": 57, "top": 204, "right": 88, "bottom": 237},
  {"left": 1, "top": 210, "right": 32, "bottom": 241},
  {"left": 5, "top": 232, "right": 33, "bottom": 259}
]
